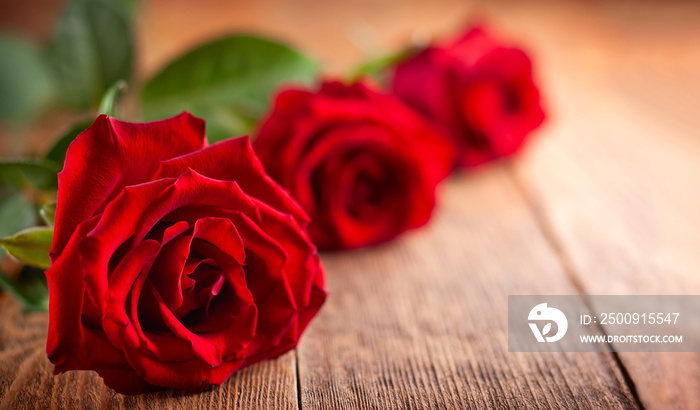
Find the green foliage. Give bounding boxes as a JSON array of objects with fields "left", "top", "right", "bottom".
[
  {"left": 0, "top": 191, "right": 38, "bottom": 258},
  {"left": 141, "top": 34, "right": 319, "bottom": 142},
  {"left": 40, "top": 201, "right": 57, "bottom": 226},
  {"left": 0, "top": 191, "right": 49, "bottom": 312},
  {"left": 0, "top": 160, "right": 60, "bottom": 191},
  {"left": 0, "top": 37, "right": 55, "bottom": 123},
  {"left": 0, "top": 0, "right": 134, "bottom": 125},
  {"left": 98, "top": 80, "right": 127, "bottom": 117},
  {"left": 45, "top": 121, "right": 91, "bottom": 170},
  {"left": 0, "top": 227, "right": 53, "bottom": 270},
  {"left": 352, "top": 47, "right": 419, "bottom": 85},
  {"left": 43, "top": 80, "right": 125, "bottom": 171},
  {"left": 0, "top": 267, "right": 49, "bottom": 312},
  {"left": 0, "top": 192, "right": 37, "bottom": 238},
  {"left": 45, "top": 0, "right": 134, "bottom": 109},
  {"left": 0, "top": 16, "right": 327, "bottom": 314}
]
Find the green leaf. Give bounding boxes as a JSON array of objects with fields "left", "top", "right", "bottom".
[
  {"left": 45, "top": 120, "right": 92, "bottom": 169},
  {"left": 141, "top": 34, "right": 319, "bottom": 142},
  {"left": 45, "top": 0, "right": 134, "bottom": 109},
  {"left": 0, "top": 160, "right": 60, "bottom": 190},
  {"left": 45, "top": 81, "right": 124, "bottom": 169},
  {"left": 106, "top": 0, "right": 137, "bottom": 18},
  {"left": 0, "top": 226, "right": 53, "bottom": 269},
  {"left": 40, "top": 201, "right": 57, "bottom": 226},
  {"left": 98, "top": 80, "right": 127, "bottom": 117},
  {"left": 0, "top": 191, "right": 37, "bottom": 238},
  {"left": 0, "top": 36, "right": 55, "bottom": 123},
  {"left": 352, "top": 47, "right": 418, "bottom": 85},
  {"left": 0, "top": 268, "right": 49, "bottom": 312},
  {"left": 0, "top": 191, "right": 38, "bottom": 258}
]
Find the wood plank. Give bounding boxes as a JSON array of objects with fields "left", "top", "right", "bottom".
[
  {"left": 512, "top": 97, "right": 700, "bottom": 410},
  {"left": 298, "top": 168, "right": 638, "bottom": 409},
  {"left": 0, "top": 294, "right": 299, "bottom": 409},
  {"left": 3, "top": 1, "right": 696, "bottom": 408},
  {"left": 502, "top": 4, "right": 700, "bottom": 409}
]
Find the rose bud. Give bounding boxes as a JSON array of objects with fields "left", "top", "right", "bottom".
[
  {"left": 46, "top": 112, "right": 326, "bottom": 394},
  {"left": 391, "top": 25, "right": 546, "bottom": 167},
  {"left": 253, "top": 81, "right": 454, "bottom": 250}
]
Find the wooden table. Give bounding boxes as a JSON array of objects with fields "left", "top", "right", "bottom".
[{"left": 1, "top": 1, "right": 700, "bottom": 408}]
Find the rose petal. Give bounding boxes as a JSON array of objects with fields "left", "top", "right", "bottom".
[
  {"left": 132, "top": 169, "right": 262, "bottom": 246},
  {"left": 125, "top": 351, "right": 245, "bottom": 393},
  {"left": 192, "top": 217, "right": 245, "bottom": 264},
  {"left": 148, "top": 231, "right": 194, "bottom": 311},
  {"left": 46, "top": 215, "right": 100, "bottom": 368},
  {"left": 228, "top": 212, "right": 287, "bottom": 299},
  {"left": 144, "top": 267, "right": 257, "bottom": 367},
  {"left": 238, "top": 273, "right": 297, "bottom": 359},
  {"left": 78, "top": 178, "right": 176, "bottom": 313},
  {"left": 253, "top": 89, "right": 313, "bottom": 179},
  {"left": 254, "top": 199, "right": 320, "bottom": 307},
  {"left": 98, "top": 368, "right": 161, "bottom": 394},
  {"left": 102, "top": 239, "right": 161, "bottom": 351},
  {"left": 392, "top": 47, "right": 456, "bottom": 132},
  {"left": 52, "top": 112, "right": 206, "bottom": 258},
  {"left": 152, "top": 137, "right": 308, "bottom": 228}
]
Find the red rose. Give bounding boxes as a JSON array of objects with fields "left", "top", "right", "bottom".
[
  {"left": 253, "top": 81, "right": 454, "bottom": 250},
  {"left": 391, "top": 25, "right": 546, "bottom": 167},
  {"left": 46, "top": 113, "right": 326, "bottom": 394}
]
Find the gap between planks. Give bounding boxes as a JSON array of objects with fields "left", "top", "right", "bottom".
[{"left": 506, "top": 164, "right": 646, "bottom": 410}]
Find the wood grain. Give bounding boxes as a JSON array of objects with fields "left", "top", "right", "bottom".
[
  {"left": 298, "top": 168, "right": 637, "bottom": 409},
  {"left": 500, "top": 4, "right": 700, "bottom": 409},
  {"left": 2, "top": 1, "right": 700, "bottom": 408}
]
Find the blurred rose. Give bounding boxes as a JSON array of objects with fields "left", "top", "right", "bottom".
[
  {"left": 47, "top": 113, "right": 326, "bottom": 394},
  {"left": 391, "top": 25, "right": 545, "bottom": 167},
  {"left": 254, "top": 81, "right": 454, "bottom": 250}
]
